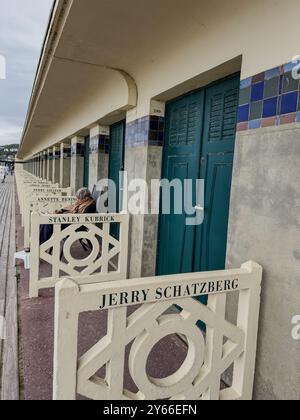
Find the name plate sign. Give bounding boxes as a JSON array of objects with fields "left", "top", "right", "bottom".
[
  {"left": 71, "top": 262, "right": 261, "bottom": 313},
  {"left": 25, "top": 182, "right": 51, "bottom": 185},
  {"left": 32, "top": 188, "right": 65, "bottom": 194},
  {"left": 35, "top": 213, "right": 127, "bottom": 225},
  {"left": 47, "top": 215, "right": 116, "bottom": 224},
  {"left": 97, "top": 277, "right": 240, "bottom": 310},
  {"left": 35, "top": 196, "right": 75, "bottom": 203}
]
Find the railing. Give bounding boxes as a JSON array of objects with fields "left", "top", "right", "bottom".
[
  {"left": 29, "top": 212, "right": 130, "bottom": 298},
  {"left": 21, "top": 186, "right": 71, "bottom": 227},
  {"left": 20, "top": 181, "right": 59, "bottom": 211},
  {"left": 53, "top": 261, "right": 262, "bottom": 400},
  {"left": 23, "top": 194, "right": 75, "bottom": 248},
  {"left": 15, "top": 168, "right": 65, "bottom": 225}
]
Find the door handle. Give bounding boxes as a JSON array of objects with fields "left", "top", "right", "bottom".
[
  {"left": 194, "top": 205, "right": 204, "bottom": 212},
  {"left": 186, "top": 204, "right": 205, "bottom": 226}
]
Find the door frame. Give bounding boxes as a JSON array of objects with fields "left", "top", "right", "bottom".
[
  {"left": 108, "top": 119, "right": 126, "bottom": 212},
  {"left": 83, "top": 136, "right": 90, "bottom": 188},
  {"left": 156, "top": 72, "right": 241, "bottom": 275}
]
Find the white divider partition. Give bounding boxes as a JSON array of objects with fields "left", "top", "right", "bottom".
[
  {"left": 53, "top": 261, "right": 263, "bottom": 401},
  {"left": 21, "top": 185, "right": 67, "bottom": 226},
  {"left": 22, "top": 186, "right": 73, "bottom": 238},
  {"left": 15, "top": 172, "right": 39, "bottom": 206},
  {"left": 18, "top": 180, "right": 59, "bottom": 222},
  {"left": 15, "top": 173, "right": 41, "bottom": 216},
  {"left": 24, "top": 195, "right": 76, "bottom": 248},
  {"left": 29, "top": 212, "right": 130, "bottom": 298}
]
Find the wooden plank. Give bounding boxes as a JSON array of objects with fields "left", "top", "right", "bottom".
[
  {"left": 0, "top": 177, "right": 19, "bottom": 400},
  {"left": 0, "top": 183, "right": 11, "bottom": 362}
]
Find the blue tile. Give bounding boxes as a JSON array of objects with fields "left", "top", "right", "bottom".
[
  {"left": 265, "top": 67, "right": 280, "bottom": 80},
  {"left": 282, "top": 71, "right": 299, "bottom": 93},
  {"left": 297, "top": 95, "right": 300, "bottom": 112},
  {"left": 150, "top": 120, "right": 159, "bottom": 130},
  {"left": 239, "top": 86, "right": 251, "bottom": 105},
  {"left": 284, "top": 62, "right": 296, "bottom": 73},
  {"left": 251, "top": 82, "right": 264, "bottom": 101},
  {"left": 264, "top": 77, "right": 279, "bottom": 98},
  {"left": 240, "top": 77, "right": 252, "bottom": 89},
  {"left": 249, "top": 101, "right": 262, "bottom": 120},
  {"left": 280, "top": 92, "right": 298, "bottom": 114},
  {"left": 248, "top": 119, "right": 261, "bottom": 130},
  {"left": 263, "top": 97, "right": 278, "bottom": 118},
  {"left": 158, "top": 131, "right": 164, "bottom": 141},
  {"left": 237, "top": 104, "right": 250, "bottom": 122}
]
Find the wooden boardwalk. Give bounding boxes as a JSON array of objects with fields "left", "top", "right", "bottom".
[{"left": 0, "top": 175, "right": 18, "bottom": 400}]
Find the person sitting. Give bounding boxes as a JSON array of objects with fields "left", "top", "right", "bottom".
[{"left": 39, "top": 187, "right": 96, "bottom": 245}]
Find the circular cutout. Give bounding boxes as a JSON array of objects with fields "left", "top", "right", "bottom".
[
  {"left": 63, "top": 232, "right": 99, "bottom": 267},
  {"left": 129, "top": 314, "right": 205, "bottom": 399},
  {"left": 146, "top": 334, "right": 188, "bottom": 379}
]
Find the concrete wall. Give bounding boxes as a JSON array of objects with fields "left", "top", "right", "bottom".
[
  {"left": 60, "top": 143, "right": 71, "bottom": 188},
  {"left": 70, "top": 137, "right": 84, "bottom": 193},
  {"left": 124, "top": 145, "right": 148, "bottom": 278},
  {"left": 226, "top": 123, "right": 300, "bottom": 400},
  {"left": 141, "top": 146, "right": 163, "bottom": 277},
  {"left": 88, "top": 125, "right": 110, "bottom": 191}
]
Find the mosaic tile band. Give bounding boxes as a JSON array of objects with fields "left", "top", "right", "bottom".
[
  {"left": 89, "top": 135, "right": 110, "bottom": 155},
  {"left": 71, "top": 143, "right": 84, "bottom": 157},
  {"left": 126, "top": 115, "right": 165, "bottom": 148},
  {"left": 237, "top": 60, "right": 300, "bottom": 131},
  {"left": 62, "top": 148, "right": 71, "bottom": 158}
]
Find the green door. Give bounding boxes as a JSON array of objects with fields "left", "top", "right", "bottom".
[
  {"left": 83, "top": 136, "right": 90, "bottom": 188},
  {"left": 194, "top": 78, "right": 239, "bottom": 272},
  {"left": 108, "top": 121, "right": 126, "bottom": 213},
  {"left": 157, "top": 75, "right": 239, "bottom": 275},
  {"left": 157, "top": 91, "right": 205, "bottom": 275}
]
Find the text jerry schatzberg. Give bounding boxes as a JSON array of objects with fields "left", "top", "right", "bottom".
[{"left": 99, "top": 278, "right": 239, "bottom": 309}]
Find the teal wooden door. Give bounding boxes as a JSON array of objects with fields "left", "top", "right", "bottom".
[
  {"left": 83, "top": 136, "right": 90, "bottom": 188},
  {"left": 157, "top": 75, "right": 239, "bottom": 275},
  {"left": 108, "top": 121, "right": 126, "bottom": 213},
  {"left": 157, "top": 91, "right": 205, "bottom": 275},
  {"left": 194, "top": 77, "right": 239, "bottom": 272}
]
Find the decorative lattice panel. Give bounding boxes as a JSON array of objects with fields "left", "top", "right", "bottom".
[
  {"left": 53, "top": 262, "right": 262, "bottom": 401},
  {"left": 24, "top": 196, "right": 75, "bottom": 248},
  {"left": 29, "top": 213, "right": 129, "bottom": 298}
]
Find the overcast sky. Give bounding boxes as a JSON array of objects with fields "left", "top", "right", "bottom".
[{"left": 0, "top": 0, "right": 53, "bottom": 146}]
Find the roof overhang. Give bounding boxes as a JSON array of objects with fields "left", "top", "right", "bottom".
[
  {"left": 18, "top": 0, "right": 257, "bottom": 160},
  {"left": 18, "top": 0, "right": 139, "bottom": 159}
]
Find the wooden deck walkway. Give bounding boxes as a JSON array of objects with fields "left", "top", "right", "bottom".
[{"left": 0, "top": 175, "right": 18, "bottom": 400}]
